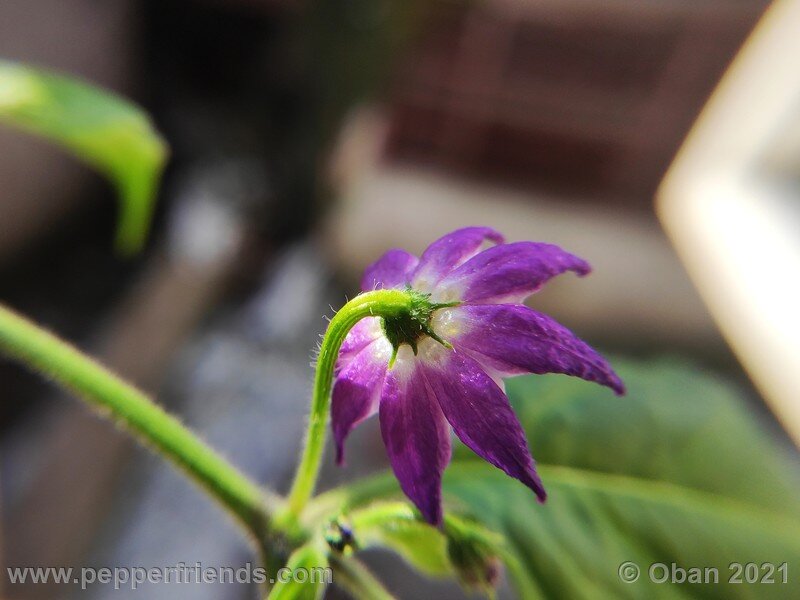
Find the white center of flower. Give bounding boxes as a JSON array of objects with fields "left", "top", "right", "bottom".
[{"left": 430, "top": 308, "right": 463, "bottom": 340}]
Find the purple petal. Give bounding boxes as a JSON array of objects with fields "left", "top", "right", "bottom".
[
  {"left": 411, "top": 227, "right": 504, "bottom": 292},
  {"left": 337, "top": 317, "right": 382, "bottom": 371},
  {"left": 361, "top": 249, "right": 419, "bottom": 291},
  {"left": 433, "top": 304, "right": 625, "bottom": 395},
  {"left": 434, "top": 241, "right": 590, "bottom": 304},
  {"left": 332, "top": 338, "right": 392, "bottom": 465},
  {"left": 380, "top": 348, "right": 452, "bottom": 525},
  {"left": 417, "top": 341, "right": 546, "bottom": 502}
]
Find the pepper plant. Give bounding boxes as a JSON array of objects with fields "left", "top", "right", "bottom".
[{"left": 1, "top": 62, "right": 798, "bottom": 599}]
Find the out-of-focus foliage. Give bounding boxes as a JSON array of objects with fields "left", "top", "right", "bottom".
[
  {"left": 0, "top": 60, "right": 167, "bottom": 254},
  {"left": 329, "top": 358, "right": 800, "bottom": 598}
]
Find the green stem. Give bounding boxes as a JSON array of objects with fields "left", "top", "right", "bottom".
[
  {"left": 0, "top": 303, "right": 278, "bottom": 546},
  {"left": 330, "top": 554, "right": 397, "bottom": 600},
  {"left": 282, "top": 289, "right": 414, "bottom": 520}
]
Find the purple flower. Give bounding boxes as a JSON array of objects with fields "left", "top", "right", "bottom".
[{"left": 332, "top": 227, "right": 624, "bottom": 525}]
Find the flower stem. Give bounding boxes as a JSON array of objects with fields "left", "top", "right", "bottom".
[
  {"left": 0, "top": 303, "right": 278, "bottom": 545},
  {"left": 282, "top": 289, "right": 414, "bottom": 521}
]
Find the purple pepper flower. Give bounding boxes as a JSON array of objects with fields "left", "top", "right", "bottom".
[{"left": 332, "top": 227, "right": 624, "bottom": 525}]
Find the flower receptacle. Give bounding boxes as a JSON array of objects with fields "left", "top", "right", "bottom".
[{"left": 381, "top": 286, "right": 457, "bottom": 366}]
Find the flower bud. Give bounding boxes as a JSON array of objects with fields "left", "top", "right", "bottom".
[{"left": 444, "top": 515, "right": 504, "bottom": 594}]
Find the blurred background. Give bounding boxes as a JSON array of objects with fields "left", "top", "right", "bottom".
[{"left": 1, "top": 0, "right": 797, "bottom": 598}]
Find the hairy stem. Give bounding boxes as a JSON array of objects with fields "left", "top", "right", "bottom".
[
  {"left": 282, "top": 289, "right": 414, "bottom": 521},
  {"left": 0, "top": 303, "right": 278, "bottom": 545}
]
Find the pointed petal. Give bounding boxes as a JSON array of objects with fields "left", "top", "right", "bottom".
[
  {"left": 332, "top": 337, "right": 392, "bottom": 465},
  {"left": 361, "top": 249, "right": 419, "bottom": 291},
  {"left": 433, "top": 304, "right": 624, "bottom": 395},
  {"left": 411, "top": 227, "right": 504, "bottom": 292},
  {"left": 380, "top": 347, "right": 452, "bottom": 525},
  {"left": 417, "top": 340, "right": 546, "bottom": 502},
  {"left": 337, "top": 317, "right": 383, "bottom": 371},
  {"left": 434, "top": 241, "right": 590, "bottom": 304}
]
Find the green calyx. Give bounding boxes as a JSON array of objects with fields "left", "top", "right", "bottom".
[{"left": 380, "top": 287, "right": 457, "bottom": 365}]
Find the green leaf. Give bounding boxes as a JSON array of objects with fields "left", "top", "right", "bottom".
[
  {"left": 498, "top": 358, "right": 800, "bottom": 514},
  {"left": 0, "top": 60, "right": 168, "bottom": 255},
  {"left": 348, "top": 501, "right": 453, "bottom": 578},
  {"left": 452, "top": 359, "right": 800, "bottom": 598},
  {"left": 445, "top": 464, "right": 799, "bottom": 599},
  {"left": 315, "top": 358, "right": 800, "bottom": 598},
  {"left": 268, "top": 544, "right": 329, "bottom": 600}
]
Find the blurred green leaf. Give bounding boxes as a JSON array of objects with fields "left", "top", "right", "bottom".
[
  {"left": 268, "top": 544, "right": 329, "bottom": 600},
  {"left": 348, "top": 501, "right": 453, "bottom": 578},
  {"left": 498, "top": 358, "right": 800, "bottom": 513},
  {"left": 0, "top": 60, "right": 168, "bottom": 255},
  {"left": 444, "top": 463, "right": 799, "bottom": 598},
  {"left": 318, "top": 358, "right": 800, "bottom": 598}
]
